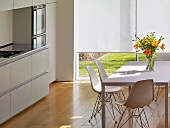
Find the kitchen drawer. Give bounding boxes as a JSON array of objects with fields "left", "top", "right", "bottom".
[
  {"left": 11, "top": 56, "right": 31, "bottom": 88},
  {"left": 0, "top": 93, "right": 10, "bottom": 124},
  {"left": 32, "top": 73, "right": 49, "bottom": 103},
  {"left": 11, "top": 82, "right": 32, "bottom": 116},
  {"left": 0, "top": 64, "right": 10, "bottom": 94},
  {"left": 32, "top": 49, "right": 49, "bottom": 78}
]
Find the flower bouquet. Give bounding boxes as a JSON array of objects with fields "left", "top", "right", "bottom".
[{"left": 133, "top": 32, "right": 165, "bottom": 71}]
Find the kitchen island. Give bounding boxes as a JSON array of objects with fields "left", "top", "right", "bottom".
[{"left": 0, "top": 44, "right": 49, "bottom": 124}]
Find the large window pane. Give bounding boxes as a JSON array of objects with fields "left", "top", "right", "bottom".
[{"left": 137, "top": 0, "right": 170, "bottom": 51}]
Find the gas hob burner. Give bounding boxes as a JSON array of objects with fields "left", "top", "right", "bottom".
[{"left": 0, "top": 50, "right": 23, "bottom": 58}]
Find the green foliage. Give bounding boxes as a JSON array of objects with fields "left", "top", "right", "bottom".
[
  {"left": 79, "top": 52, "right": 158, "bottom": 77},
  {"left": 79, "top": 53, "right": 84, "bottom": 61},
  {"left": 79, "top": 53, "right": 137, "bottom": 77}
]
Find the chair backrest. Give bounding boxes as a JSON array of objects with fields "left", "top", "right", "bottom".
[
  {"left": 124, "top": 79, "right": 154, "bottom": 108},
  {"left": 94, "top": 59, "right": 108, "bottom": 82},
  {"left": 156, "top": 53, "right": 170, "bottom": 61},
  {"left": 86, "top": 65, "right": 100, "bottom": 93}
]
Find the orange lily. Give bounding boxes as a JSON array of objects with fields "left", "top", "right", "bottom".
[
  {"left": 144, "top": 49, "right": 151, "bottom": 57},
  {"left": 160, "top": 43, "right": 165, "bottom": 51},
  {"left": 152, "top": 40, "right": 158, "bottom": 47},
  {"left": 134, "top": 42, "right": 139, "bottom": 49}
]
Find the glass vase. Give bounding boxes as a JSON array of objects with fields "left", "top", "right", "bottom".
[{"left": 145, "top": 57, "right": 154, "bottom": 71}]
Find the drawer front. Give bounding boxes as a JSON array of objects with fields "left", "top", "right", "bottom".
[
  {"left": 11, "top": 56, "right": 31, "bottom": 88},
  {"left": 11, "top": 82, "right": 32, "bottom": 116},
  {"left": 32, "top": 73, "right": 49, "bottom": 103},
  {"left": 0, "top": 64, "right": 10, "bottom": 94},
  {"left": 0, "top": 93, "right": 10, "bottom": 124},
  {"left": 32, "top": 49, "right": 49, "bottom": 77}
]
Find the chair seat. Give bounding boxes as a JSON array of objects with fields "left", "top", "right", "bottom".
[
  {"left": 115, "top": 100, "right": 126, "bottom": 106},
  {"left": 94, "top": 83, "right": 123, "bottom": 93}
]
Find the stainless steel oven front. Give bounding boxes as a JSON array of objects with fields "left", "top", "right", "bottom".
[
  {"left": 33, "top": 4, "right": 46, "bottom": 36},
  {"left": 32, "top": 4, "right": 46, "bottom": 48}
]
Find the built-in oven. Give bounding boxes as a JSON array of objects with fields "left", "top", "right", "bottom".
[
  {"left": 32, "top": 34, "right": 46, "bottom": 49},
  {"left": 13, "top": 4, "right": 46, "bottom": 49},
  {"left": 33, "top": 4, "right": 46, "bottom": 36},
  {"left": 32, "top": 4, "right": 46, "bottom": 48}
]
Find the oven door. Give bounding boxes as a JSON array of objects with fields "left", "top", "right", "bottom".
[
  {"left": 33, "top": 5, "right": 46, "bottom": 36},
  {"left": 32, "top": 34, "right": 46, "bottom": 49}
]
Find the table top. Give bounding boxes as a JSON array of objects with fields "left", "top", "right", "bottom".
[{"left": 103, "top": 61, "right": 170, "bottom": 86}]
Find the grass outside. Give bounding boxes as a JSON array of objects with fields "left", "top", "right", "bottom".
[{"left": 79, "top": 53, "right": 146, "bottom": 77}]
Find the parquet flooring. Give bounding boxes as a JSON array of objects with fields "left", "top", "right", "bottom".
[{"left": 0, "top": 81, "right": 168, "bottom": 128}]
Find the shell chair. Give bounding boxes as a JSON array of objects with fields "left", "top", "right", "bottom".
[
  {"left": 115, "top": 79, "right": 154, "bottom": 128},
  {"left": 86, "top": 65, "right": 123, "bottom": 123},
  {"left": 94, "top": 59, "right": 125, "bottom": 112}
]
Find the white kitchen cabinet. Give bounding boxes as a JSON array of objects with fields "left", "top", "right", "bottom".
[
  {"left": 11, "top": 82, "right": 32, "bottom": 116},
  {"left": 56, "top": 0, "right": 74, "bottom": 81},
  {"left": 46, "top": 3, "right": 57, "bottom": 82},
  {"left": 14, "top": 0, "right": 33, "bottom": 9},
  {"left": 46, "top": 0, "right": 57, "bottom": 4},
  {"left": 0, "top": 0, "right": 13, "bottom": 12},
  {"left": 32, "top": 49, "right": 49, "bottom": 78},
  {"left": 0, "top": 93, "right": 10, "bottom": 124},
  {"left": 32, "top": 73, "right": 49, "bottom": 103},
  {"left": 11, "top": 56, "right": 31, "bottom": 88},
  {"left": 33, "top": 0, "right": 46, "bottom": 6},
  {"left": 0, "top": 64, "right": 10, "bottom": 94},
  {"left": 0, "top": 46, "right": 49, "bottom": 124}
]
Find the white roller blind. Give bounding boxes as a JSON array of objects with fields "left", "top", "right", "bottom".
[
  {"left": 75, "top": 0, "right": 133, "bottom": 52},
  {"left": 137, "top": 0, "right": 170, "bottom": 52}
]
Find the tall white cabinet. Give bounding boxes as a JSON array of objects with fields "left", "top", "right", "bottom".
[
  {"left": 46, "top": 2, "right": 57, "bottom": 83},
  {"left": 56, "top": 0, "right": 74, "bottom": 81}
]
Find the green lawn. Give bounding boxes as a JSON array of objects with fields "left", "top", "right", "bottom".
[{"left": 79, "top": 53, "right": 146, "bottom": 77}]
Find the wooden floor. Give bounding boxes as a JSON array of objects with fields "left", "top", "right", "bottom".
[{"left": 0, "top": 81, "right": 168, "bottom": 128}]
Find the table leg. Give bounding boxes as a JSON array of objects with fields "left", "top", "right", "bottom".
[
  {"left": 102, "top": 83, "right": 105, "bottom": 128},
  {"left": 165, "top": 83, "right": 168, "bottom": 128},
  {"left": 128, "top": 86, "right": 131, "bottom": 93}
]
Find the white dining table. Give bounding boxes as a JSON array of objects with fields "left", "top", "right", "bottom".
[{"left": 101, "top": 61, "right": 170, "bottom": 128}]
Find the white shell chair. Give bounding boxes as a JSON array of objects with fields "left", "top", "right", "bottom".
[
  {"left": 115, "top": 79, "right": 154, "bottom": 128},
  {"left": 94, "top": 59, "right": 125, "bottom": 101},
  {"left": 86, "top": 65, "right": 123, "bottom": 123}
]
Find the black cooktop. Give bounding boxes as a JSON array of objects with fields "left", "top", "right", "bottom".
[
  {"left": 0, "top": 43, "right": 47, "bottom": 58},
  {"left": 0, "top": 50, "right": 23, "bottom": 58}
]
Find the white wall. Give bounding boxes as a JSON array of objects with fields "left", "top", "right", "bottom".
[
  {"left": 0, "top": 11, "right": 13, "bottom": 46},
  {"left": 56, "top": 0, "right": 74, "bottom": 81}
]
